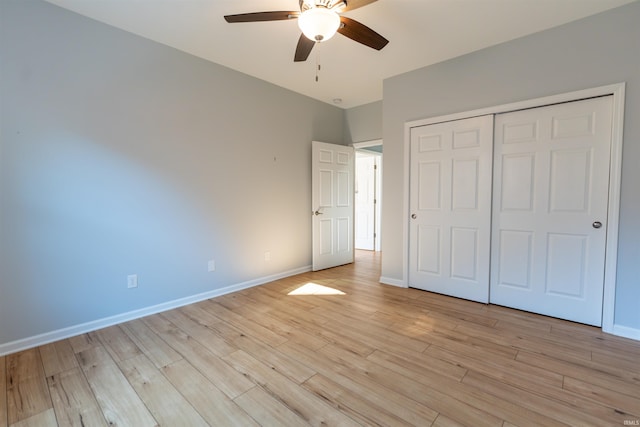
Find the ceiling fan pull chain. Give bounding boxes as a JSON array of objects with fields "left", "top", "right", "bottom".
[{"left": 315, "top": 45, "right": 321, "bottom": 82}]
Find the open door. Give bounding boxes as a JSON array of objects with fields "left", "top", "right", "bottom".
[{"left": 312, "top": 141, "right": 354, "bottom": 271}]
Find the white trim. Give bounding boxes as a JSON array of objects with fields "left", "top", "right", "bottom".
[
  {"left": 601, "top": 84, "right": 625, "bottom": 334},
  {"left": 0, "top": 265, "right": 311, "bottom": 357},
  {"left": 352, "top": 139, "right": 382, "bottom": 149},
  {"left": 611, "top": 324, "right": 640, "bottom": 341},
  {"left": 379, "top": 276, "right": 407, "bottom": 288},
  {"left": 403, "top": 83, "right": 626, "bottom": 337}
]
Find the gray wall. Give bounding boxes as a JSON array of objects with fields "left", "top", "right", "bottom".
[
  {"left": 0, "top": 0, "right": 344, "bottom": 346},
  {"left": 382, "top": 2, "right": 640, "bottom": 330},
  {"left": 344, "top": 101, "right": 382, "bottom": 144}
]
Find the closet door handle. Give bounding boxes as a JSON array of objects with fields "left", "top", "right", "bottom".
[{"left": 592, "top": 221, "right": 602, "bottom": 229}]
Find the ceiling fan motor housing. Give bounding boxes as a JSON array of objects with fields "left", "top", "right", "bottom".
[{"left": 299, "top": 0, "right": 347, "bottom": 13}]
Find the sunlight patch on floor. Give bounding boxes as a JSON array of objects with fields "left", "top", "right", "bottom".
[{"left": 288, "top": 282, "right": 346, "bottom": 296}]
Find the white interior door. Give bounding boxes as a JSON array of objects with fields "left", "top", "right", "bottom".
[
  {"left": 491, "top": 96, "right": 613, "bottom": 326},
  {"left": 312, "top": 141, "right": 354, "bottom": 271},
  {"left": 409, "top": 115, "right": 493, "bottom": 303},
  {"left": 355, "top": 152, "right": 375, "bottom": 250}
]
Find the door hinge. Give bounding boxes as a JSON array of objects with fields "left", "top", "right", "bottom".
[{"left": 374, "top": 164, "right": 378, "bottom": 170}]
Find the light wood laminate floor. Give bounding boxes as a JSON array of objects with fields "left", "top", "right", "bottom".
[{"left": 2, "top": 250, "right": 640, "bottom": 426}]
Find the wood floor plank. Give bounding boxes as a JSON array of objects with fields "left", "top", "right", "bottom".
[
  {"left": 455, "top": 321, "right": 593, "bottom": 362},
  {"left": 39, "top": 340, "right": 79, "bottom": 377},
  {"left": 591, "top": 347, "right": 640, "bottom": 374},
  {"left": 563, "top": 376, "right": 640, "bottom": 418},
  {"left": 415, "top": 326, "right": 520, "bottom": 361},
  {"left": 8, "top": 408, "right": 56, "bottom": 427},
  {"left": 278, "top": 341, "right": 440, "bottom": 426},
  {"left": 424, "top": 344, "right": 564, "bottom": 390},
  {"left": 215, "top": 293, "right": 330, "bottom": 350},
  {"left": 516, "top": 349, "right": 640, "bottom": 396},
  {"left": 222, "top": 349, "right": 361, "bottom": 426},
  {"left": 120, "top": 319, "right": 182, "bottom": 369},
  {"left": 244, "top": 285, "right": 323, "bottom": 316},
  {"left": 0, "top": 356, "right": 6, "bottom": 427},
  {"left": 47, "top": 367, "right": 108, "bottom": 427},
  {"left": 219, "top": 324, "right": 316, "bottom": 384},
  {"left": 6, "top": 350, "right": 44, "bottom": 384},
  {"left": 431, "top": 414, "right": 468, "bottom": 427},
  {"left": 367, "top": 349, "right": 467, "bottom": 382},
  {"left": 463, "top": 370, "right": 629, "bottom": 426},
  {"left": 252, "top": 310, "right": 330, "bottom": 350},
  {"left": 118, "top": 354, "right": 209, "bottom": 426},
  {"left": 178, "top": 303, "right": 225, "bottom": 328},
  {"left": 199, "top": 300, "right": 288, "bottom": 347},
  {"left": 6, "top": 350, "right": 51, "bottom": 425},
  {"left": 320, "top": 343, "right": 525, "bottom": 427},
  {"left": 479, "top": 351, "right": 636, "bottom": 425},
  {"left": 162, "top": 359, "right": 258, "bottom": 426},
  {"left": 233, "top": 386, "right": 309, "bottom": 427},
  {"left": 551, "top": 322, "right": 640, "bottom": 354},
  {"left": 302, "top": 373, "right": 416, "bottom": 427},
  {"left": 143, "top": 313, "right": 253, "bottom": 399},
  {"left": 161, "top": 308, "right": 236, "bottom": 357},
  {"left": 7, "top": 376, "right": 52, "bottom": 426},
  {"left": 76, "top": 346, "right": 157, "bottom": 426},
  {"left": 67, "top": 333, "right": 101, "bottom": 355},
  {"left": 93, "top": 325, "right": 142, "bottom": 363},
  {"left": 319, "top": 311, "right": 430, "bottom": 353}
]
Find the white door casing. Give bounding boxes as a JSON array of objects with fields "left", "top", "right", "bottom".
[
  {"left": 374, "top": 156, "right": 382, "bottom": 252},
  {"left": 409, "top": 115, "right": 494, "bottom": 303},
  {"left": 490, "top": 96, "right": 613, "bottom": 326},
  {"left": 355, "top": 152, "right": 376, "bottom": 250},
  {"left": 312, "top": 141, "right": 355, "bottom": 271}
]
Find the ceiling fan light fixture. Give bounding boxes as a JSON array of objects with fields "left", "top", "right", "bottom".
[{"left": 298, "top": 7, "right": 340, "bottom": 42}]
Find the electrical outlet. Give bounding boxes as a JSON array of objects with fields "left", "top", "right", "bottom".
[
  {"left": 264, "top": 251, "right": 271, "bottom": 262},
  {"left": 208, "top": 259, "right": 216, "bottom": 272},
  {"left": 127, "top": 274, "right": 138, "bottom": 289}
]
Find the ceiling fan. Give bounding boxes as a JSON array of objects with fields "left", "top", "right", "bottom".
[{"left": 224, "top": 0, "right": 389, "bottom": 62}]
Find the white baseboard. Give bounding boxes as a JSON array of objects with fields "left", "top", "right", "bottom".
[
  {"left": 611, "top": 323, "right": 640, "bottom": 341},
  {"left": 379, "top": 276, "right": 407, "bottom": 288},
  {"left": 0, "top": 265, "right": 311, "bottom": 357}
]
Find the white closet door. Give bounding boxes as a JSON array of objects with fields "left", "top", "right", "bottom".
[
  {"left": 491, "top": 96, "right": 612, "bottom": 326},
  {"left": 409, "top": 115, "right": 493, "bottom": 303}
]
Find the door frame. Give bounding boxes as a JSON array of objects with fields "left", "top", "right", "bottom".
[{"left": 401, "top": 83, "right": 625, "bottom": 335}]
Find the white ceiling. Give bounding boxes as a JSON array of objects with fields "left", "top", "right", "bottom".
[{"left": 44, "top": 0, "right": 635, "bottom": 109}]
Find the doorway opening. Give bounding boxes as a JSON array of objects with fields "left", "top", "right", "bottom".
[{"left": 353, "top": 140, "right": 382, "bottom": 252}]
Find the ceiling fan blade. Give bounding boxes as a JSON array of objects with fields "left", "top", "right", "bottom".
[
  {"left": 294, "top": 34, "right": 315, "bottom": 62},
  {"left": 338, "top": 16, "right": 388, "bottom": 50},
  {"left": 343, "top": 0, "right": 378, "bottom": 12},
  {"left": 224, "top": 11, "right": 299, "bottom": 23}
]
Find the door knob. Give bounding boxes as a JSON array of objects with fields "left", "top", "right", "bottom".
[
  {"left": 411, "top": 214, "right": 417, "bottom": 219},
  {"left": 592, "top": 221, "right": 602, "bottom": 229},
  {"left": 313, "top": 208, "right": 324, "bottom": 216}
]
